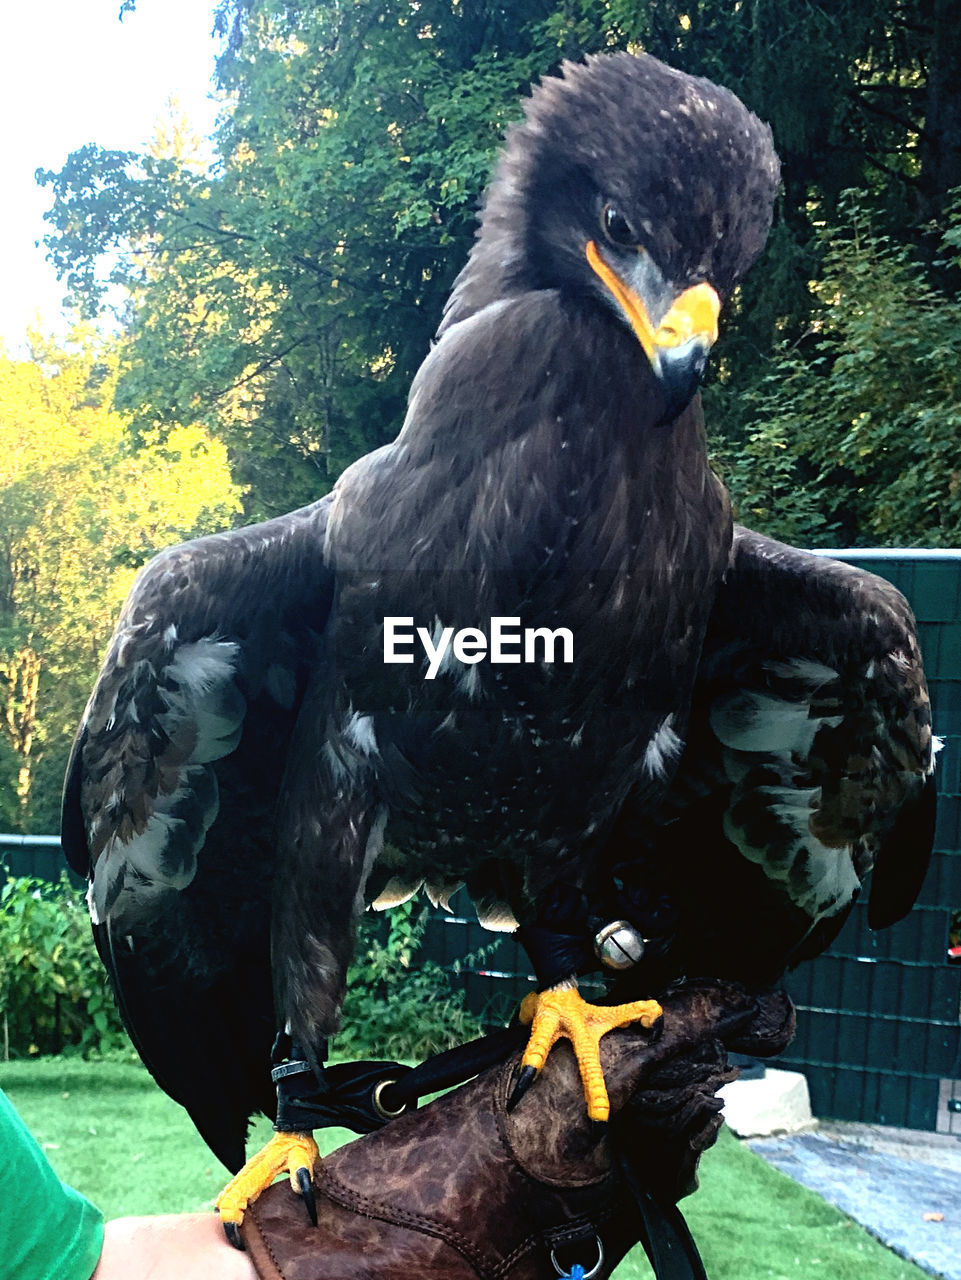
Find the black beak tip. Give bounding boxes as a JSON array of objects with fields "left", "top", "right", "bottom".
[{"left": 653, "top": 341, "right": 710, "bottom": 425}]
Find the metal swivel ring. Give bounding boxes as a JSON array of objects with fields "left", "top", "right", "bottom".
[{"left": 550, "top": 1233, "right": 605, "bottom": 1279}]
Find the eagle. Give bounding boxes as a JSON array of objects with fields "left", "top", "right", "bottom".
[{"left": 61, "top": 52, "right": 936, "bottom": 1238}]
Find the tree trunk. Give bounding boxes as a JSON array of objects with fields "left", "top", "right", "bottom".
[
  {"left": 919, "top": 0, "right": 961, "bottom": 218},
  {"left": 1, "top": 645, "right": 41, "bottom": 816}
]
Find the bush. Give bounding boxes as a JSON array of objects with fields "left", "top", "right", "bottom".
[
  {"left": 0, "top": 875, "right": 128, "bottom": 1059},
  {"left": 0, "top": 874, "right": 484, "bottom": 1066},
  {"left": 722, "top": 189, "right": 961, "bottom": 547},
  {"left": 336, "top": 900, "right": 484, "bottom": 1062}
]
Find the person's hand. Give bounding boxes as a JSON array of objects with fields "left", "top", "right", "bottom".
[{"left": 92, "top": 1212, "right": 256, "bottom": 1280}]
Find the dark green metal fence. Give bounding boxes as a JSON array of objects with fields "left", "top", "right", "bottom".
[
  {"left": 777, "top": 551, "right": 961, "bottom": 1132},
  {"left": 0, "top": 834, "right": 69, "bottom": 882},
  {"left": 6, "top": 552, "right": 960, "bottom": 1130}
]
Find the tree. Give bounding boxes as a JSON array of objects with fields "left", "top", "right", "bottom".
[
  {"left": 37, "top": 0, "right": 961, "bottom": 540},
  {"left": 39, "top": 2, "right": 571, "bottom": 515},
  {"left": 721, "top": 191, "right": 961, "bottom": 546},
  {"left": 0, "top": 333, "right": 243, "bottom": 830}
]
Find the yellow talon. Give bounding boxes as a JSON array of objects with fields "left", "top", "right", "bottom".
[
  {"left": 520, "top": 987, "right": 662, "bottom": 1122},
  {"left": 215, "top": 1130, "right": 320, "bottom": 1228},
  {"left": 518, "top": 991, "right": 541, "bottom": 1024}
]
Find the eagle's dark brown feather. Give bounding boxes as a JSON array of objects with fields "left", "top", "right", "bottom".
[
  {"left": 62, "top": 497, "right": 333, "bottom": 1168},
  {"left": 630, "top": 528, "right": 937, "bottom": 987}
]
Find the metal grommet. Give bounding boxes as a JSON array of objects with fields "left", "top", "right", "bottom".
[
  {"left": 550, "top": 1233, "right": 605, "bottom": 1279},
  {"left": 371, "top": 1077, "right": 408, "bottom": 1121}
]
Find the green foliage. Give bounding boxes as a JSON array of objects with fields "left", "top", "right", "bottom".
[
  {"left": 38, "top": 0, "right": 960, "bottom": 529},
  {"left": 0, "top": 870, "right": 481, "bottom": 1071},
  {"left": 30, "top": 1, "right": 961, "bottom": 551},
  {"left": 0, "top": 876, "right": 128, "bottom": 1059},
  {"left": 37, "top": 3, "right": 569, "bottom": 513},
  {"left": 0, "top": 331, "right": 243, "bottom": 829},
  {"left": 336, "top": 900, "right": 483, "bottom": 1061},
  {"left": 722, "top": 191, "right": 961, "bottom": 546}
]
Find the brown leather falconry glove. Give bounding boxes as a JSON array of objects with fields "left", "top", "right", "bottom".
[{"left": 238, "top": 981, "right": 795, "bottom": 1280}]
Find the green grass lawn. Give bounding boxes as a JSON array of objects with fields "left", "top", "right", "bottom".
[{"left": 0, "top": 1057, "right": 929, "bottom": 1280}]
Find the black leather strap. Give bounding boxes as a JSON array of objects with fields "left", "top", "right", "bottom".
[
  {"left": 269, "top": 1026, "right": 530, "bottom": 1136},
  {"left": 377, "top": 1023, "right": 529, "bottom": 1111},
  {"left": 273, "top": 1048, "right": 416, "bottom": 1135},
  {"left": 613, "top": 1144, "right": 709, "bottom": 1280}
]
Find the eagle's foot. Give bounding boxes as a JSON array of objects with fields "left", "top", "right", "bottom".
[
  {"left": 510, "top": 986, "right": 662, "bottom": 1122},
  {"left": 216, "top": 1129, "right": 320, "bottom": 1246}
]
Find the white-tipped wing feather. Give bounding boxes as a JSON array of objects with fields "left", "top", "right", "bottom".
[
  {"left": 60, "top": 496, "right": 334, "bottom": 1170},
  {"left": 66, "top": 500, "right": 333, "bottom": 919},
  {"left": 647, "top": 527, "right": 936, "bottom": 983}
]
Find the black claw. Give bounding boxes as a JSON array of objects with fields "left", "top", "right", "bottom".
[
  {"left": 588, "top": 1118, "right": 608, "bottom": 1145},
  {"left": 506, "top": 1064, "right": 539, "bottom": 1113},
  {"left": 296, "top": 1164, "right": 318, "bottom": 1226},
  {"left": 223, "top": 1221, "right": 245, "bottom": 1251}
]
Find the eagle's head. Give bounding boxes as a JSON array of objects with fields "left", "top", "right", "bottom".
[{"left": 444, "top": 52, "right": 780, "bottom": 421}]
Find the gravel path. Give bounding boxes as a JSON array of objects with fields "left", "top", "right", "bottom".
[{"left": 749, "top": 1122, "right": 961, "bottom": 1280}]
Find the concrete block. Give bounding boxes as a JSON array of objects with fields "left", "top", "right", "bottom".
[{"left": 719, "top": 1067, "right": 815, "bottom": 1138}]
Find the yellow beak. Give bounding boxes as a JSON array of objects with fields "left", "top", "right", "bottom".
[{"left": 585, "top": 239, "right": 720, "bottom": 367}]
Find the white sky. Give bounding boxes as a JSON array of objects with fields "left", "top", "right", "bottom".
[{"left": 1, "top": 0, "right": 222, "bottom": 350}]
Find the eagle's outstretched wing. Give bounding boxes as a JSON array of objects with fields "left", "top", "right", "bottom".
[
  {"left": 61, "top": 497, "right": 333, "bottom": 1170},
  {"left": 645, "top": 527, "right": 937, "bottom": 985}
]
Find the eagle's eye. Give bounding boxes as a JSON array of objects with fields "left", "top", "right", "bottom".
[{"left": 602, "top": 203, "right": 641, "bottom": 250}]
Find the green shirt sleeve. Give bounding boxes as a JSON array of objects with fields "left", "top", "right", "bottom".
[{"left": 0, "top": 1087, "right": 104, "bottom": 1280}]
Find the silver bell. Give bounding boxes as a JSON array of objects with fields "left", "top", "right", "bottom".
[{"left": 593, "top": 919, "right": 646, "bottom": 970}]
